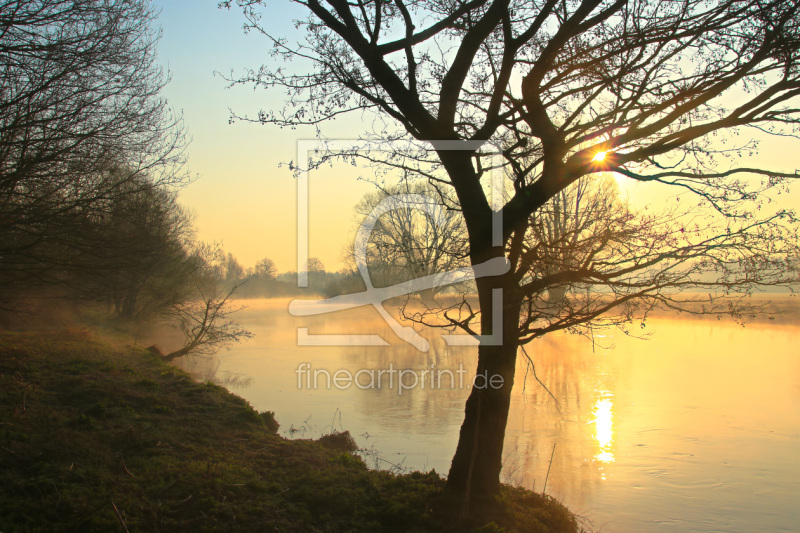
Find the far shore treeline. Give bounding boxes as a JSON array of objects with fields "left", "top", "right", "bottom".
[{"left": 0, "top": 0, "right": 361, "bottom": 339}]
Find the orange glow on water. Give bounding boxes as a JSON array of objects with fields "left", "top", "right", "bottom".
[{"left": 593, "top": 393, "right": 615, "bottom": 465}]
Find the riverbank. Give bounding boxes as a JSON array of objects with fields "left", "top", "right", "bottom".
[{"left": 0, "top": 330, "right": 580, "bottom": 532}]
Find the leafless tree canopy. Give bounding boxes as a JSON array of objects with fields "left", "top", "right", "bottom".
[
  {"left": 227, "top": 0, "right": 799, "bottom": 324},
  {"left": 1, "top": 0, "right": 187, "bottom": 297},
  {"left": 165, "top": 284, "right": 254, "bottom": 361},
  {"left": 351, "top": 181, "right": 468, "bottom": 299},
  {"left": 253, "top": 257, "right": 278, "bottom": 279},
  {"left": 73, "top": 179, "right": 200, "bottom": 320},
  {"left": 225, "top": 0, "right": 800, "bottom": 500}
]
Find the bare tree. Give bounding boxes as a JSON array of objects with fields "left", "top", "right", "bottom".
[
  {"left": 79, "top": 178, "right": 200, "bottom": 320},
  {"left": 253, "top": 257, "right": 278, "bottom": 279},
  {"left": 224, "top": 0, "right": 800, "bottom": 503},
  {"left": 164, "top": 284, "right": 254, "bottom": 361},
  {"left": 522, "top": 175, "right": 623, "bottom": 311},
  {"left": 224, "top": 253, "right": 246, "bottom": 284},
  {"left": 0, "top": 0, "right": 187, "bottom": 301},
  {"left": 307, "top": 256, "right": 325, "bottom": 273},
  {"left": 352, "top": 181, "right": 469, "bottom": 301}
]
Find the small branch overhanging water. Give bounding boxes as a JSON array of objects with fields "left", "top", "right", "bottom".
[
  {"left": 520, "top": 345, "right": 563, "bottom": 415},
  {"left": 543, "top": 442, "right": 557, "bottom": 495}
]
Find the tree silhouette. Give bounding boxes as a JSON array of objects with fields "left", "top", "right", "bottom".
[
  {"left": 0, "top": 0, "right": 186, "bottom": 303},
  {"left": 253, "top": 257, "right": 278, "bottom": 279},
  {"left": 164, "top": 284, "right": 254, "bottom": 361},
  {"left": 224, "top": 0, "right": 800, "bottom": 503},
  {"left": 351, "top": 181, "right": 469, "bottom": 302},
  {"left": 72, "top": 177, "right": 200, "bottom": 320}
]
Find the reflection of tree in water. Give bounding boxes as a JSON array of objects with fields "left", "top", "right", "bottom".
[
  {"left": 338, "top": 317, "right": 628, "bottom": 505},
  {"left": 342, "top": 338, "right": 476, "bottom": 435},
  {"left": 171, "top": 355, "right": 254, "bottom": 390},
  {"left": 501, "top": 332, "right": 631, "bottom": 509},
  {"left": 340, "top": 322, "right": 624, "bottom": 506}
]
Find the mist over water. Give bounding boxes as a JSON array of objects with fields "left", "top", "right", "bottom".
[{"left": 174, "top": 297, "right": 800, "bottom": 532}]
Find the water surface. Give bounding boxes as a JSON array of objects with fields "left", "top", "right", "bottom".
[{"left": 175, "top": 298, "right": 800, "bottom": 532}]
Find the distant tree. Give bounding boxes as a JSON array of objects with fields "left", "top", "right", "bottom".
[
  {"left": 305, "top": 256, "right": 328, "bottom": 292},
  {"left": 226, "top": 0, "right": 800, "bottom": 504},
  {"left": 223, "top": 253, "right": 245, "bottom": 284},
  {"left": 253, "top": 257, "right": 278, "bottom": 279},
  {"left": 352, "top": 181, "right": 468, "bottom": 302},
  {"left": 0, "top": 0, "right": 186, "bottom": 304},
  {"left": 321, "top": 268, "right": 368, "bottom": 296},
  {"left": 307, "top": 257, "right": 325, "bottom": 273},
  {"left": 524, "top": 175, "right": 622, "bottom": 307}
]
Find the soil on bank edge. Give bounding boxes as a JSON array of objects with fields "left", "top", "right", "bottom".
[{"left": 0, "top": 329, "right": 581, "bottom": 532}]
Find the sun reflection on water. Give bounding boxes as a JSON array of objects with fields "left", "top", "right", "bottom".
[{"left": 593, "top": 391, "right": 615, "bottom": 474}]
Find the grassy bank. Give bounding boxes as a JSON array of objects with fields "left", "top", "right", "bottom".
[{"left": 0, "top": 330, "right": 579, "bottom": 532}]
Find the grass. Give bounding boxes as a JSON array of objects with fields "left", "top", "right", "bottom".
[{"left": 0, "top": 329, "right": 580, "bottom": 532}]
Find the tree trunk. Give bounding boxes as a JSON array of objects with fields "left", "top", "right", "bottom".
[
  {"left": 446, "top": 277, "right": 521, "bottom": 502},
  {"left": 119, "top": 285, "right": 139, "bottom": 320},
  {"left": 163, "top": 346, "right": 190, "bottom": 362},
  {"left": 438, "top": 150, "right": 521, "bottom": 503}
]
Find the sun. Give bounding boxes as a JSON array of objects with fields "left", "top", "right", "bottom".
[{"left": 592, "top": 151, "right": 608, "bottom": 162}]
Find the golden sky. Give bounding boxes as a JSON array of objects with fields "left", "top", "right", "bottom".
[
  {"left": 154, "top": 1, "right": 800, "bottom": 274},
  {"left": 156, "top": 1, "right": 384, "bottom": 272}
]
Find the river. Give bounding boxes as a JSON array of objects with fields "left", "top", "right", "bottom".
[{"left": 173, "top": 297, "right": 800, "bottom": 532}]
